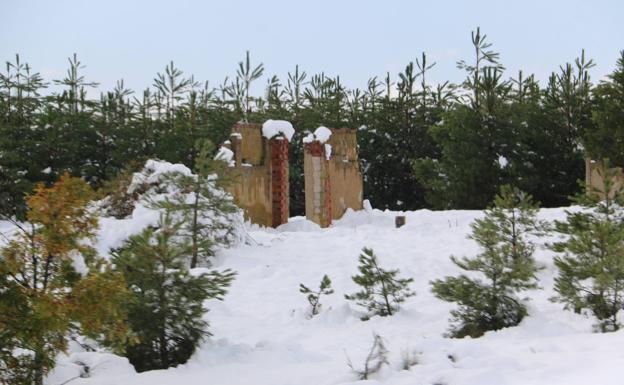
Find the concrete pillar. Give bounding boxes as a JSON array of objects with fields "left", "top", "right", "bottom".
[
  {"left": 304, "top": 142, "right": 332, "bottom": 227},
  {"left": 229, "top": 132, "right": 242, "bottom": 167}
]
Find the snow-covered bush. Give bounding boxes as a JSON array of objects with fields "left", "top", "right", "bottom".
[
  {"left": 100, "top": 157, "right": 245, "bottom": 267},
  {"left": 98, "top": 161, "right": 145, "bottom": 219}
]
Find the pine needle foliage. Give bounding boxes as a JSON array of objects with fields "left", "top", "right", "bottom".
[
  {"left": 112, "top": 212, "right": 235, "bottom": 372},
  {"left": 550, "top": 161, "right": 624, "bottom": 332},
  {"left": 299, "top": 274, "right": 334, "bottom": 316},
  {"left": 345, "top": 248, "right": 414, "bottom": 318},
  {"left": 431, "top": 185, "right": 542, "bottom": 338},
  {"left": 0, "top": 173, "right": 130, "bottom": 385},
  {"left": 153, "top": 139, "right": 239, "bottom": 268}
]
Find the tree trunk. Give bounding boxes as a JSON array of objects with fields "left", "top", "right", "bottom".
[
  {"left": 190, "top": 183, "right": 200, "bottom": 268},
  {"left": 33, "top": 348, "right": 45, "bottom": 385}
]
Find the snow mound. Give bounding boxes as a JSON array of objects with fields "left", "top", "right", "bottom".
[
  {"left": 215, "top": 146, "right": 235, "bottom": 166},
  {"left": 40, "top": 205, "right": 624, "bottom": 385},
  {"left": 96, "top": 159, "right": 245, "bottom": 260},
  {"left": 262, "top": 120, "right": 295, "bottom": 141},
  {"left": 303, "top": 126, "right": 333, "bottom": 144},
  {"left": 277, "top": 216, "right": 321, "bottom": 233},
  {"left": 47, "top": 352, "right": 135, "bottom": 384},
  {"left": 128, "top": 159, "right": 193, "bottom": 193}
]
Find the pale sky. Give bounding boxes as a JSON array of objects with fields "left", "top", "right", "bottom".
[{"left": 2, "top": 0, "right": 623, "bottom": 96}]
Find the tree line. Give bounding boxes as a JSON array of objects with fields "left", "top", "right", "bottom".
[{"left": 1, "top": 28, "right": 623, "bottom": 220}]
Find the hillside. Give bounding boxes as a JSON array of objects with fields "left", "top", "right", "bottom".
[{"left": 40, "top": 206, "right": 624, "bottom": 385}]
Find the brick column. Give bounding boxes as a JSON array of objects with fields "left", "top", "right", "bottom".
[{"left": 270, "top": 137, "right": 289, "bottom": 227}]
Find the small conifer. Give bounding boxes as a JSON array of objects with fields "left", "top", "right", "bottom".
[
  {"left": 112, "top": 212, "right": 235, "bottom": 372},
  {"left": 345, "top": 248, "right": 414, "bottom": 318},
  {"left": 550, "top": 162, "right": 624, "bottom": 332},
  {"left": 431, "top": 185, "right": 542, "bottom": 338},
  {"left": 299, "top": 275, "right": 334, "bottom": 316}
]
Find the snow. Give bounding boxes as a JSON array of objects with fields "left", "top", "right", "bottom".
[
  {"left": 276, "top": 216, "right": 321, "bottom": 233},
  {"left": 215, "top": 146, "right": 235, "bottom": 166},
  {"left": 128, "top": 159, "right": 193, "bottom": 194},
  {"left": 262, "top": 119, "right": 295, "bottom": 141},
  {"left": 315, "top": 126, "right": 332, "bottom": 143},
  {"left": 1, "top": 204, "right": 621, "bottom": 384},
  {"left": 498, "top": 155, "right": 509, "bottom": 168},
  {"left": 97, "top": 159, "right": 245, "bottom": 259},
  {"left": 325, "top": 143, "right": 332, "bottom": 160},
  {"left": 46, "top": 353, "right": 135, "bottom": 384},
  {"left": 69, "top": 250, "right": 89, "bottom": 276},
  {"left": 303, "top": 126, "right": 333, "bottom": 144}
]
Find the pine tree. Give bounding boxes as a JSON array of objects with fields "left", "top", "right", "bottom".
[
  {"left": 0, "top": 41, "right": 611, "bottom": 219},
  {"left": 414, "top": 27, "right": 508, "bottom": 209},
  {"left": 112, "top": 212, "right": 235, "bottom": 372},
  {"left": 345, "top": 248, "right": 414, "bottom": 318},
  {"left": 0, "top": 173, "right": 129, "bottom": 385},
  {"left": 299, "top": 275, "right": 334, "bottom": 316},
  {"left": 536, "top": 51, "right": 594, "bottom": 206},
  {"left": 586, "top": 51, "right": 624, "bottom": 166},
  {"left": 154, "top": 139, "right": 240, "bottom": 268},
  {"left": 431, "top": 185, "right": 542, "bottom": 338},
  {"left": 0, "top": 54, "right": 47, "bottom": 219},
  {"left": 550, "top": 163, "right": 624, "bottom": 332},
  {"left": 235, "top": 51, "right": 264, "bottom": 122}
]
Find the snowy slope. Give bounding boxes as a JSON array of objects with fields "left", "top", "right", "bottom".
[{"left": 38, "top": 206, "right": 624, "bottom": 384}]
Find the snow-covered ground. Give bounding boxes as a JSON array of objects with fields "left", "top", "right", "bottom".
[{"left": 17, "top": 206, "right": 624, "bottom": 384}]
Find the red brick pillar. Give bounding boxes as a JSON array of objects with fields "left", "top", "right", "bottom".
[{"left": 270, "top": 137, "right": 289, "bottom": 227}]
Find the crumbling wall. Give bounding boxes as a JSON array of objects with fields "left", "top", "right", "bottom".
[
  {"left": 327, "top": 128, "right": 363, "bottom": 220},
  {"left": 223, "top": 122, "right": 361, "bottom": 229},
  {"left": 585, "top": 158, "right": 624, "bottom": 199},
  {"left": 224, "top": 122, "right": 289, "bottom": 228},
  {"left": 304, "top": 142, "right": 332, "bottom": 227},
  {"left": 304, "top": 128, "right": 363, "bottom": 227}
]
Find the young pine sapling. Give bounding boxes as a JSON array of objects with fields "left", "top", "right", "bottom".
[
  {"left": 345, "top": 247, "right": 415, "bottom": 318},
  {"left": 550, "top": 162, "right": 624, "bottom": 332},
  {"left": 299, "top": 274, "right": 334, "bottom": 316},
  {"left": 431, "top": 185, "right": 542, "bottom": 338}
]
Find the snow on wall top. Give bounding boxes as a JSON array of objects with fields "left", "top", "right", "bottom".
[
  {"left": 262, "top": 119, "right": 294, "bottom": 141},
  {"left": 215, "top": 146, "right": 235, "bottom": 167},
  {"left": 302, "top": 126, "right": 333, "bottom": 144}
]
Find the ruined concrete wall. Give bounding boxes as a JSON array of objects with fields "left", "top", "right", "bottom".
[
  {"left": 225, "top": 122, "right": 360, "bottom": 228},
  {"left": 327, "top": 128, "right": 363, "bottom": 219},
  {"left": 304, "top": 128, "right": 363, "bottom": 227},
  {"left": 225, "top": 122, "right": 289, "bottom": 228},
  {"left": 585, "top": 158, "right": 624, "bottom": 199},
  {"left": 231, "top": 123, "right": 265, "bottom": 166},
  {"left": 304, "top": 142, "right": 332, "bottom": 227}
]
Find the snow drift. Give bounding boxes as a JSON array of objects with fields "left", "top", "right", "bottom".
[{"left": 37, "top": 204, "right": 624, "bottom": 385}]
